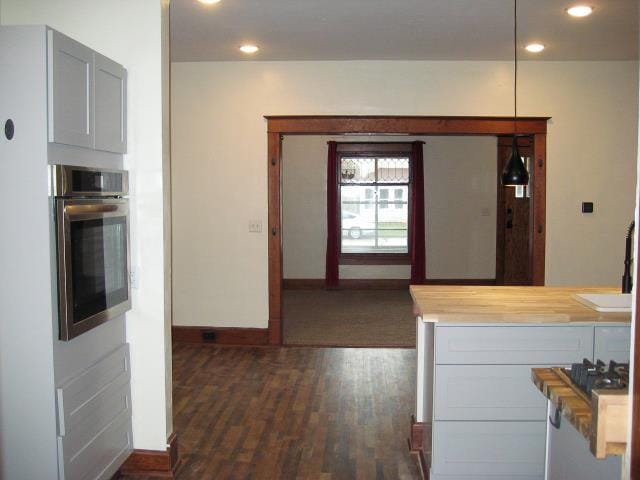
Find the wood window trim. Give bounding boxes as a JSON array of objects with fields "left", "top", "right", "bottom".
[
  {"left": 266, "top": 115, "right": 549, "bottom": 347},
  {"left": 337, "top": 142, "right": 414, "bottom": 265},
  {"left": 340, "top": 253, "right": 411, "bottom": 265}
]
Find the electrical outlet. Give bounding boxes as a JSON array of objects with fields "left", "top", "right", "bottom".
[
  {"left": 249, "top": 220, "right": 262, "bottom": 233},
  {"left": 129, "top": 268, "right": 139, "bottom": 289},
  {"left": 202, "top": 331, "right": 216, "bottom": 342},
  {"left": 481, "top": 208, "right": 490, "bottom": 217}
]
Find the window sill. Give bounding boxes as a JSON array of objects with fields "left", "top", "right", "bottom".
[{"left": 339, "top": 253, "right": 411, "bottom": 265}]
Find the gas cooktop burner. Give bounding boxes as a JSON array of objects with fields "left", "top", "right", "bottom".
[{"left": 567, "top": 359, "right": 628, "bottom": 396}]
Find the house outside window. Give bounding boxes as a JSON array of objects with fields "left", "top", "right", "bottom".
[{"left": 337, "top": 144, "right": 412, "bottom": 263}]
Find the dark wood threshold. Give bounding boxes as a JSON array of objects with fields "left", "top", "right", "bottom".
[
  {"left": 172, "top": 326, "right": 269, "bottom": 346},
  {"left": 416, "top": 448, "right": 430, "bottom": 480},
  {"left": 340, "top": 253, "right": 411, "bottom": 265},
  {"left": 284, "top": 343, "right": 415, "bottom": 349},
  {"left": 408, "top": 415, "right": 431, "bottom": 479},
  {"left": 119, "top": 432, "right": 180, "bottom": 478},
  {"left": 409, "top": 415, "right": 427, "bottom": 452}
]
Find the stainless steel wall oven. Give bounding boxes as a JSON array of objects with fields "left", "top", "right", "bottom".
[{"left": 50, "top": 165, "right": 131, "bottom": 341}]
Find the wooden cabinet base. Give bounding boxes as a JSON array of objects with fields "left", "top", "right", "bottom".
[{"left": 119, "top": 433, "right": 180, "bottom": 478}]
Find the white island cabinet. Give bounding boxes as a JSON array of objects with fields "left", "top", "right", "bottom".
[{"left": 410, "top": 286, "right": 630, "bottom": 480}]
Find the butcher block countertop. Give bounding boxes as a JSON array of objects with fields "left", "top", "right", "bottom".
[
  {"left": 531, "top": 367, "right": 628, "bottom": 458},
  {"left": 409, "top": 286, "right": 631, "bottom": 324}
]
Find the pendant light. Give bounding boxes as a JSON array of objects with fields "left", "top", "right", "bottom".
[{"left": 501, "top": 0, "right": 530, "bottom": 187}]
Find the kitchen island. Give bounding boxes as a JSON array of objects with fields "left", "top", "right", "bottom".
[{"left": 409, "top": 286, "right": 631, "bottom": 480}]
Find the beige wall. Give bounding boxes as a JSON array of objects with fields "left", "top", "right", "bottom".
[
  {"left": 2, "top": 0, "right": 172, "bottom": 451},
  {"left": 172, "top": 60, "right": 638, "bottom": 328},
  {"left": 282, "top": 135, "right": 496, "bottom": 280},
  {"left": 426, "top": 136, "right": 497, "bottom": 278}
]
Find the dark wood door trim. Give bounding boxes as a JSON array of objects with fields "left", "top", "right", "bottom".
[
  {"left": 266, "top": 116, "right": 549, "bottom": 346},
  {"left": 268, "top": 132, "right": 283, "bottom": 345},
  {"left": 531, "top": 134, "right": 547, "bottom": 286},
  {"left": 265, "top": 115, "right": 550, "bottom": 135}
]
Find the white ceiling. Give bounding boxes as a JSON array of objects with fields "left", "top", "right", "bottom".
[{"left": 170, "top": 0, "right": 638, "bottom": 62}]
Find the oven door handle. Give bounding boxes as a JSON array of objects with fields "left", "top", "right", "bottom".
[{"left": 63, "top": 202, "right": 128, "bottom": 217}]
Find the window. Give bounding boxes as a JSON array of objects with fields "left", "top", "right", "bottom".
[{"left": 339, "top": 149, "right": 411, "bottom": 258}]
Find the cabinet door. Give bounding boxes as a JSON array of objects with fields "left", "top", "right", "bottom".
[
  {"left": 94, "top": 53, "right": 127, "bottom": 153},
  {"left": 431, "top": 421, "right": 546, "bottom": 478},
  {"left": 434, "top": 365, "right": 548, "bottom": 421},
  {"left": 547, "top": 401, "right": 622, "bottom": 480},
  {"left": 48, "top": 29, "right": 94, "bottom": 148},
  {"left": 594, "top": 326, "right": 630, "bottom": 363}
]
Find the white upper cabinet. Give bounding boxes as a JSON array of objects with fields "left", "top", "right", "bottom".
[
  {"left": 47, "top": 29, "right": 127, "bottom": 154},
  {"left": 48, "top": 29, "right": 94, "bottom": 149},
  {"left": 94, "top": 53, "right": 127, "bottom": 153}
]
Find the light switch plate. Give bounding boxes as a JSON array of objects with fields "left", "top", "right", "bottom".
[{"left": 249, "top": 220, "right": 262, "bottom": 233}]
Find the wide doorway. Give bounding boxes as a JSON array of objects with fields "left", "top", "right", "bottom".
[{"left": 271, "top": 116, "right": 548, "bottom": 347}]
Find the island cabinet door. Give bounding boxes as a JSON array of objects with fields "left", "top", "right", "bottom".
[
  {"left": 434, "top": 365, "right": 548, "bottom": 421},
  {"left": 546, "top": 402, "right": 622, "bottom": 480},
  {"left": 434, "top": 325, "right": 594, "bottom": 365},
  {"left": 594, "top": 326, "right": 631, "bottom": 363},
  {"left": 431, "top": 421, "right": 546, "bottom": 480}
]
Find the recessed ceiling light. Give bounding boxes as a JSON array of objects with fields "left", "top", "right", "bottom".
[
  {"left": 240, "top": 44, "right": 259, "bottom": 54},
  {"left": 525, "top": 43, "right": 545, "bottom": 53},
  {"left": 197, "top": 0, "right": 221, "bottom": 4},
  {"left": 566, "top": 5, "right": 593, "bottom": 17}
]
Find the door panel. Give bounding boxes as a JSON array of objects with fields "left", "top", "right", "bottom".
[{"left": 496, "top": 136, "right": 532, "bottom": 285}]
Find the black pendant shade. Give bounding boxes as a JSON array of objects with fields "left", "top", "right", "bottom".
[
  {"left": 501, "top": 136, "right": 529, "bottom": 186},
  {"left": 501, "top": 0, "right": 529, "bottom": 188}
]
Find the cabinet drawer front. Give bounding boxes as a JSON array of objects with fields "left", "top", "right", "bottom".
[
  {"left": 431, "top": 421, "right": 546, "bottom": 477},
  {"left": 58, "top": 409, "right": 132, "bottom": 480},
  {"left": 56, "top": 344, "right": 130, "bottom": 436},
  {"left": 434, "top": 365, "right": 547, "bottom": 420},
  {"left": 594, "top": 326, "right": 630, "bottom": 363},
  {"left": 435, "top": 326, "right": 593, "bottom": 364}
]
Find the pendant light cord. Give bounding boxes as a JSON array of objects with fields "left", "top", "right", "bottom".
[{"left": 514, "top": 0, "right": 518, "bottom": 133}]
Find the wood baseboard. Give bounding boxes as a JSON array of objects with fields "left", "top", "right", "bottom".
[
  {"left": 283, "top": 278, "right": 410, "bottom": 290},
  {"left": 119, "top": 432, "right": 180, "bottom": 478},
  {"left": 172, "top": 326, "right": 269, "bottom": 346},
  {"left": 422, "top": 278, "right": 496, "bottom": 286},
  {"left": 283, "top": 278, "right": 496, "bottom": 290}
]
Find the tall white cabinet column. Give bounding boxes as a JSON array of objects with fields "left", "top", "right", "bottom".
[{"left": 0, "top": 25, "right": 131, "bottom": 480}]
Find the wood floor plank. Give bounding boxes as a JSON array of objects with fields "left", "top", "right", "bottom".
[{"left": 120, "top": 344, "right": 421, "bottom": 480}]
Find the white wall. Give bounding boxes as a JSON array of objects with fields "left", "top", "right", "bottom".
[
  {"left": 1, "top": 0, "right": 172, "bottom": 451},
  {"left": 282, "top": 135, "right": 496, "bottom": 280},
  {"left": 172, "top": 60, "right": 638, "bottom": 328}
]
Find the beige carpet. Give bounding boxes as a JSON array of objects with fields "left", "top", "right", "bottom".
[{"left": 282, "top": 289, "right": 415, "bottom": 347}]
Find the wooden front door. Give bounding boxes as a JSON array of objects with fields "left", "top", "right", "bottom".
[{"left": 496, "top": 136, "right": 533, "bottom": 285}]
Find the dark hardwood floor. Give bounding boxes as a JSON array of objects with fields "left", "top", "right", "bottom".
[{"left": 124, "top": 344, "right": 421, "bottom": 480}]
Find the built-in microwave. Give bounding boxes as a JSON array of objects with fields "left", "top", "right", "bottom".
[{"left": 50, "top": 165, "right": 131, "bottom": 341}]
